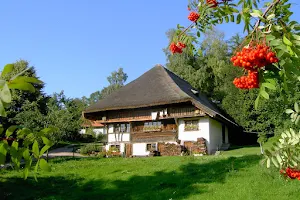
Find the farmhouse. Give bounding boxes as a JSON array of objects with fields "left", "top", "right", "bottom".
[{"left": 83, "top": 65, "right": 237, "bottom": 156}]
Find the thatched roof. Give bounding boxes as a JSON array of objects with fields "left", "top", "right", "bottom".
[{"left": 84, "top": 65, "right": 237, "bottom": 126}]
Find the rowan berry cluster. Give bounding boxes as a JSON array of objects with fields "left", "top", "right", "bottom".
[
  {"left": 230, "top": 43, "right": 279, "bottom": 89},
  {"left": 233, "top": 70, "right": 259, "bottom": 89},
  {"left": 231, "top": 44, "right": 279, "bottom": 70},
  {"left": 169, "top": 42, "right": 186, "bottom": 54},
  {"left": 188, "top": 12, "right": 200, "bottom": 22},
  {"left": 281, "top": 168, "right": 300, "bottom": 180},
  {"left": 207, "top": 0, "right": 218, "bottom": 7}
]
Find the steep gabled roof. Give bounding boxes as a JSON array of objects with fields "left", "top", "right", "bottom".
[{"left": 84, "top": 65, "right": 237, "bottom": 126}]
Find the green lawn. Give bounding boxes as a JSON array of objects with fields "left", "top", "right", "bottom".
[{"left": 1, "top": 145, "right": 299, "bottom": 200}]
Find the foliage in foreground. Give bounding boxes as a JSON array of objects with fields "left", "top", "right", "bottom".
[{"left": 0, "top": 64, "right": 54, "bottom": 180}]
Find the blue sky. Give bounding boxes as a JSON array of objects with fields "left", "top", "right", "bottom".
[{"left": 0, "top": 1, "right": 299, "bottom": 98}]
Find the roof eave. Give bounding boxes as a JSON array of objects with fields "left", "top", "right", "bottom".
[{"left": 83, "top": 99, "right": 192, "bottom": 114}]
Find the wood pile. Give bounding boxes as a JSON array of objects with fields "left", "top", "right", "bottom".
[
  {"left": 158, "top": 142, "right": 182, "bottom": 156},
  {"left": 184, "top": 137, "right": 207, "bottom": 155}
]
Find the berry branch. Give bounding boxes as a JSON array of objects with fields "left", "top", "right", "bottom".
[{"left": 253, "top": 0, "right": 282, "bottom": 32}]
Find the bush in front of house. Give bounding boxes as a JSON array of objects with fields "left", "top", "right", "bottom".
[{"left": 79, "top": 143, "right": 103, "bottom": 155}]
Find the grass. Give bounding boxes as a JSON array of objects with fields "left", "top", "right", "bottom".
[{"left": 1, "top": 145, "right": 299, "bottom": 200}]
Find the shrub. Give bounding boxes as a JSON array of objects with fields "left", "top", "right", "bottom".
[
  {"left": 80, "top": 143, "right": 103, "bottom": 155},
  {"left": 78, "top": 134, "right": 96, "bottom": 143}
]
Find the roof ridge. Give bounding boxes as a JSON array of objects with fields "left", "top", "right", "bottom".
[
  {"left": 162, "top": 67, "right": 216, "bottom": 115},
  {"left": 160, "top": 66, "right": 192, "bottom": 100}
]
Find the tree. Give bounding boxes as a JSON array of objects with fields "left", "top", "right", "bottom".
[
  {"left": 172, "top": 0, "right": 300, "bottom": 177},
  {"left": 84, "top": 68, "right": 128, "bottom": 106},
  {"left": 165, "top": 29, "right": 234, "bottom": 101},
  {"left": 45, "top": 91, "right": 84, "bottom": 142},
  {"left": 1, "top": 60, "right": 48, "bottom": 128},
  {"left": 165, "top": 29, "right": 297, "bottom": 138}
]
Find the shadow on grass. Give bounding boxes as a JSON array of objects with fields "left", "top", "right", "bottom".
[
  {"left": 0, "top": 155, "right": 261, "bottom": 200},
  {"left": 228, "top": 144, "right": 259, "bottom": 150}
]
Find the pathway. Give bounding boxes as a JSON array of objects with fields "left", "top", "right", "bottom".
[{"left": 45, "top": 144, "right": 86, "bottom": 158}]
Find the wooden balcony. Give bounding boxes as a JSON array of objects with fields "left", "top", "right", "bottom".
[{"left": 131, "top": 131, "right": 176, "bottom": 143}]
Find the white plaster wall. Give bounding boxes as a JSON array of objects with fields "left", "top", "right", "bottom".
[
  {"left": 79, "top": 128, "right": 106, "bottom": 135},
  {"left": 108, "top": 124, "right": 114, "bottom": 133},
  {"left": 178, "top": 117, "right": 210, "bottom": 145},
  {"left": 209, "top": 118, "right": 223, "bottom": 154},
  {"left": 108, "top": 133, "right": 130, "bottom": 142},
  {"left": 79, "top": 129, "right": 86, "bottom": 134},
  {"left": 132, "top": 143, "right": 150, "bottom": 156},
  {"left": 93, "top": 128, "right": 105, "bottom": 135},
  {"left": 120, "top": 143, "right": 125, "bottom": 153}
]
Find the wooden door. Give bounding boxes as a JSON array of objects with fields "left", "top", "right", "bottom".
[{"left": 125, "top": 144, "right": 133, "bottom": 157}]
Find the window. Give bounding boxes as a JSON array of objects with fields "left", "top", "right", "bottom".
[
  {"left": 143, "top": 121, "right": 162, "bottom": 132},
  {"left": 146, "top": 143, "right": 157, "bottom": 151},
  {"left": 114, "top": 123, "right": 130, "bottom": 133},
  {"left": 110, "top": 145, "right": 120, "bottom": 152},
  {"left": 184, "top": 120, "right": 199, "bottom": 131}
]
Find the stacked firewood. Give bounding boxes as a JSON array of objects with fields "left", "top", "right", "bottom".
[
  {"left": 184, "top": 138, "right": 207, "bottom": 155},
  {"left": 158, "top": 142, "right": 182, "bottom": 156}
]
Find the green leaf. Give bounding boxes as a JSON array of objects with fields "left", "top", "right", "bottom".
[
  {"left": 260, "top": 91, "right": 269, "bottom": 99},
  {"left": 34, "top": 159, "right": 39, "bottom": 182},
  {"left": 225, "top": 16, "right": 229, "bottom": 23},
  {"left": 32, "top": 140, "right": 39, "bottom": 158},
  {"left": 283, "top": 35, "right": 293, "bottom": 46},
  {"left": 39, "top": 158, "right": 51, "bottom": 172},
  {"left": 23, "top": 149, "right": 30, "bottom": 160},
  {"left": 276, "top": 154, "right": 282, "bottom": 165},
  {"left": 294, "top": 102, "right": 299, "bottom": 113},
  {"left": 10, "top": 141, "right": 20, "bottom": 168},
  {"left": 0, "top": 100, "right": 6, "bottom": 117},
  {"left": 197, "top": 31, "right": 200, "bottom": 37},
  {"left": 267, "top": 14, "right": 275, "bottom": 20},
  {"left": 295, "top": 115, "right": 300, "bottom": 125},
  {"left": 250, "top": 10, "right": 262, "bottom": 18},
  {"left": 9, "top": 67, "right": 30, "bottom": 81},
  {"left": 254, "top": 95, "right": 260, "bottom": 110},
  {"left": 1, "top": 64, "right": 14, "bottom": 78},
  {"left": 273, "top": 25, "right": 283, "bottom": 31},
  {"left": 0, "top": 79, "right": 6, "bottom": 88},
  {"left": 12, "top": 76, "right": 43, "bottom": 84},
  {"left": 271, "top": 157, "right": 279, "bottom": 168},
  {"left": 40, "top": 145, "right": 51, "bottom": 156},
  {"left": 0, "top": 143, "right": 8, "bottom": 164},
  {"left": 0, "top": 83, "right": 11, "bottom": 103},
  {"left": 6, "top": 125, "right": 18, "bottom": 137},
  {"left": 23, "top": 168, "right": 29, "bottom": 180},
  {"left": 292, "top": 34, "right": 300, "bottom": 41},
  {"left": 285, "top": 109, "right": 294, "bottom": 114},
  {"left": 236, "top": 14, "right": 241, "bottom": 24},
  {"left": 230, "top": 15, "right": 234, "bottom": 22},
  {"left": 8, "top": 82, "right": 35, "bottom": 92},
  {"left": 41, "top": 127, "right": 57, "bottom": 134},
  {"left": 269, "top": 39, "right": 281, "bottom": 47},
  {"left": 41, "top": 136, "right": 52, "bottom": 146},
  {"left": 266, "top": 158, "right": 270, "bottom": 168},
  {"left": 262, "top": 83, "right": 276, "bottom": 90}
]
